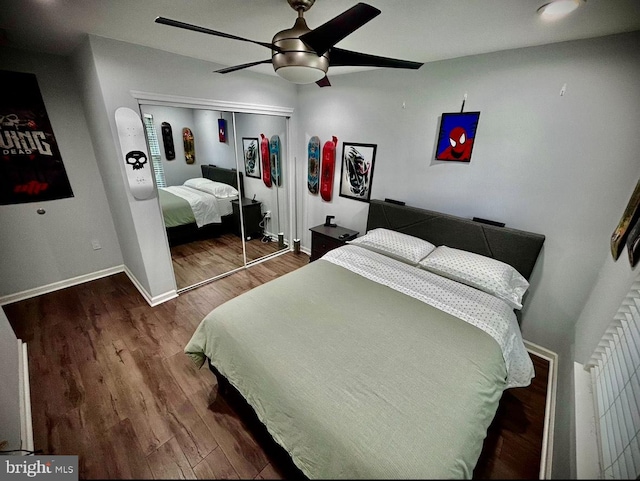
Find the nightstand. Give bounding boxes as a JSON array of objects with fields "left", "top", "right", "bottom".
[
  {"left": 309, "top": 224, "right": 358, "bottom": 262},
  {"left": 232, "top": 198, "right": 263, "bottom": 240}
]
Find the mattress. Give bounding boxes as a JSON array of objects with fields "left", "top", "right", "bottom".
[{"left": 185, "top": 245, "right": 534, "bottom": 478}]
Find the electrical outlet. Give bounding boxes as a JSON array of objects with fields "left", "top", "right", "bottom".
[
  {"left": 91, "top": 239, "right": 102, "bottom": 250},
  {"left": 264, "top": 210, "right": 271, "bottom": 219}
]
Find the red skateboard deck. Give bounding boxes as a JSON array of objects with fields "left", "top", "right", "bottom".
[
  {"left": 260, "top": 133, "right": 271, "bottom": 187},
  {"left": 320, "top": 136, "right": 337, "bottom": 202}
]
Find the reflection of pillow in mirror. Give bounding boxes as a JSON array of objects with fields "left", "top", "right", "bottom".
[
  {"left": 184, "top": 178, "right": 238, "bottom": 198},
  {"left": 417, "top": 245, "right": 529, "bottom": 310},
  {"left": 347, "top": 228, "right": 436, "bottom": 265}
]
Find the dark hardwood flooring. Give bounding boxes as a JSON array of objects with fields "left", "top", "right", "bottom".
[
  {"left": 4, "top": 250, "right": 548, "bottom": 479},
  {"left": 171, "top": 233, "right": 285, "bottom": 290}
]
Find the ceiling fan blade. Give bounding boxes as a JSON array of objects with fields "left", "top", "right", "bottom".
[
  {"left": 330, "top": 47, "right": 423, "bottom": 70},
  {"left": 300, "top": 3, "right": 381, "bottom": 56},
  {"left": 215, "top": 59, "right": 272, "bottom": 74},
  {"left": 155, "top": 16, "right": 281, "bottom": 52},
  {"left": 316, "top": 76, "right": 331, "bottom": 87}
]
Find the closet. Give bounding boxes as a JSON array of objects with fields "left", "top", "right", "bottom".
[{"left": 137, "top": 95, "right": 293, "bottom": 292}]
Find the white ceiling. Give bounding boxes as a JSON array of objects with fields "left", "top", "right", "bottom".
[{"left": 2, "top": 0, "right": 639, "bottom": 78}]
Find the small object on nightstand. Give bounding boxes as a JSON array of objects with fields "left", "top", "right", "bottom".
[
  {"left": 309, "top": 223, "right": 358, "bottom": 262},
  {"left": 324, "top": 215, "right": 336, "bottom": 227}
]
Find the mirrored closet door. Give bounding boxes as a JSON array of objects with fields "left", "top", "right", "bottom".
[
  {"left": 140, "top": 103, "right": 290, "bottom": 292},
  {"left": 234, "top": 112, "right": 289, "bottom": 264}
]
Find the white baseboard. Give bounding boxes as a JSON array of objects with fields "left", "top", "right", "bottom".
[
  {"left": 18, "top": 341, "right": 33, "bottom": 453},
  {"left": 524, "top": 340, "right": 558, "bottom": 480},
  {"left": 0, "top": 266, "right": 124, "bottom": 306},
  {"left": 574, "top": 362, "right": 601, "bottom": 479},
  {"left": 0, "top": 265, "right": 177, "bottom": 308},
  {"left": 122, "top": 266, "right": 177, "bottom": 306}
]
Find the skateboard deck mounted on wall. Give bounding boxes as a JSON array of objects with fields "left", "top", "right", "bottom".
[
  {"left": 115, "top": 107, "right": 155, "bottom": 200},
  {"left": 320, "top": 136, "right": 338, "bottom": 202},
  {"left": 161, "top": 122, "right": 175, "bottom": 160},
  {"left": 182, "top": 127, "right": 195, "bottom": 164},
  {"left": 260, "top": 133, "right": 271, "bottom": 188},
  {"left": 307, "top": 136, "right": 320, "bottom": 194},
  {"left": 269, "top": 134, "right": 281, "bottom": 187}
]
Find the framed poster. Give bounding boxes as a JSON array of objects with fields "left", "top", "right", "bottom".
[
  {"left": 339, "top": 142, "right": 376, "bottom": 203},
  {"left": 435, "top": 111, "right": 480, "bottom": 162},
  {"left": 242, "top": 137, "right": 261, "bottom": 179},
  {"left": 0, "top": 70, "right": 74, "bottom": 205},
  {"left": 611, "top": 179, "right": 640, "bottom": 261},
  {"left": 626, "top": 216, "right": 640, "bottom": 267}
]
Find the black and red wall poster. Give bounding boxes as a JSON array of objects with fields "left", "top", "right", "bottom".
[{"left": 0, "top": 70, "right": 74, "bottom": 205}]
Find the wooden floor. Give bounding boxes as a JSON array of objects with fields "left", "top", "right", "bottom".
[
  {"left": 171, "top": 233, "right": 285, "bottom": 290},
  {"left": 4, "top": 250, "right": 548, "bottom": 480}
]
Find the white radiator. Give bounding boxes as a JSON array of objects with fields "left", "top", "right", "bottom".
[{"left": 586, "top": 278, "right": 640, "bottom": 479}]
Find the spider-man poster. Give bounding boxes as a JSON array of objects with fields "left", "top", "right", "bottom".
[
  {"left": 435, "top": 111, "right": 480, "bottom": 162},
  {"left": 0, "top": 70, "right": 74, "bottom": 205}
]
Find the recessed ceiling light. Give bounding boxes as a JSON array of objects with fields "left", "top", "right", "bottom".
[{"left": 537, "top": 0, "right": 581, "bottom": 20}]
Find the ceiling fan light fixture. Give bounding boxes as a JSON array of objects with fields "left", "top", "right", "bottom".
[
  {"left": 537, "top": 0, "right": 581, "bottom": 20},
  {"left": 275, "top": 65, "right": 327, "bottom": 84}
]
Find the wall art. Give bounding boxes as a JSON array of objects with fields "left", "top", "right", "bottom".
[
  {"left": 0, "top": 70, "right": 74, "bottom": 205},
  {"left": 339, "top": 142, "right": 376, "bottom": 203},
  {"left": 435, "top": 111, "right": 480, "bottom": 162},
  {"left": 242, "top": 137, "right": 261, "bottom": 179},
  {"left": 611, "top": 178, "right": 640, "bottom": 261}
]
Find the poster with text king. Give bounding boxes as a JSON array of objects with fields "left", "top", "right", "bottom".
[{"left": 0, "top": 70, "right": 74, "bottom": 205}]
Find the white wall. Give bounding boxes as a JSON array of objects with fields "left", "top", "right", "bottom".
[
  {"left": 193, "top": 110, "right": 236, "bottom": 171},
  {"left": 0, "top": 47, "right": 122, "bottom": 299},
  {"left": 0, "top": 307, "right": 21, "bottom": 450},
  {"left": 296, "top": 31, "right": 640, "bottom": 478}
]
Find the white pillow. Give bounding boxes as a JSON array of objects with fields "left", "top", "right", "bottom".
[
  {"left": 184, "top": 178, "right": 239, "bottom": 198},
  {"left": 418, "top": 245, "right": 529, "bottom": 309},
  {"left": 347, "top": 228, "right": 435, "bottom": 265}
]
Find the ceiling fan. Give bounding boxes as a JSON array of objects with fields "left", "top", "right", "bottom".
[{"left": 155, "top": 0, "right": 423, "bottom": 87}]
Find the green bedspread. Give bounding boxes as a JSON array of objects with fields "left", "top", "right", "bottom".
[
  {"left": 185, "top": 259, "right": 507, "bottom": 479},
  {"left": 158, "top": 187, "right": 195, "bottom": 227}
]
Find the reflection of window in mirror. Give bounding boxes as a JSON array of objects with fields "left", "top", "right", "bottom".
[{"left": 142, "top": 114, "right": 166, "bottom": 187}]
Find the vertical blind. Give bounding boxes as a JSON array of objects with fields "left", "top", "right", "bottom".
[
  {"left": 587, "top": 277, "right": 640, "bottom": 479},
  {"left": 142, "top": 114, "right": 166, "bottom": 188}
]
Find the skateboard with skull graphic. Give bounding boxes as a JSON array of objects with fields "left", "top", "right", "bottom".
[{"left": 115, "top": 107, "right": 154, "bottom": 200}]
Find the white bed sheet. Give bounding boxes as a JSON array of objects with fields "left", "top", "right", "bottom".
[{"left": 161, "top": 185, "right": 235, "bottom": 227}]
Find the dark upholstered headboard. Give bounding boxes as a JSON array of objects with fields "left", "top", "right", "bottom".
[
  {"left": 366, "top": 199, "right": 545, "bottom": 280},
  {"left": 201, "top": 165, "right": 245, "bottom": 197}
]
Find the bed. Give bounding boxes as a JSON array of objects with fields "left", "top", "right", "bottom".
[
  {"left": 160, "top": 165, "right": 244, "bottom": 246},
  {"left": 185, "top": 199, "right": 545, "bottom": 479}
]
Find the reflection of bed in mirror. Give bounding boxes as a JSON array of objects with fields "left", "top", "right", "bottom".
[{"left": 158, "top": 165, "right": 244, "bottom": 246}]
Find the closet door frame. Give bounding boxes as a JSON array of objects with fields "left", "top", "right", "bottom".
[{"left": 132, "top": 90, "right": 295, "bottom": 290}]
